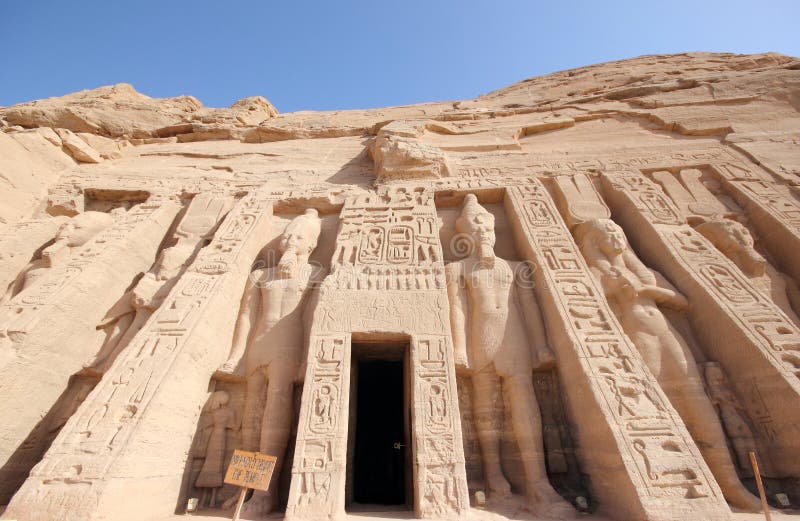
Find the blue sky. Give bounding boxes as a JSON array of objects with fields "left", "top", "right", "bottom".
[{"left": 1, "top": 1, "right": 798, "bottom": 112}]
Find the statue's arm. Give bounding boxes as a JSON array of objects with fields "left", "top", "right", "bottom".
[
  {"left": 445, "top": 262, "right": 469, "bottom": 370},
  {"left": 514, "top": 262, "right": 556, "bottom": 369},
  {"left": 783, "top": 274, "right": 800, "bottom": 318},
  {"left": 221, "top": 270, "right": 261, "bottom": 367},
  {"left": 641, "top": 266, "right": 689, "bottom": 310},
  {"left": 617, "top": 249, "right": 687, "bottom": 309},
  {"left": 298, "top": 270, "right": 326, "bottom": 383}
]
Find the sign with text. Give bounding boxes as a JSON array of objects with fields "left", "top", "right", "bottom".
[{"left": 224, "top": 450, "right": 276, "bottom": 491}]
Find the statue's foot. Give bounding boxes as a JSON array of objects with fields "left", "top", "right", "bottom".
[
  {"left": 213, "top": 360, "right": 243, "bottom": 382},
  {"left": 528, "top": 485, "right": 575, "bottom": 519},
  {"left": 487, "top": 475, "right": 512, "bottom": 500},
  {"left": 241, "top": 493, "right": 276, "bottom": 516},
  {"left": 724, "top": 483, "right": 763, "bottom": 512}
]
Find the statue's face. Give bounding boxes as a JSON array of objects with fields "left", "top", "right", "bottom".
[
  {"left": 599, "top": 222, "right": 627, "bottom": 254},
  {"left": 729, "top": 223, "right": 754, "bottom": 250},
  {"left": 465, "top": 211, "right": 496, "bottom": 250},
  {"left": 56, "top": 215, "right": 106, "bottom": 247},
  {"left": 280, "top": 224, "right": 316, "bottom": 256}
]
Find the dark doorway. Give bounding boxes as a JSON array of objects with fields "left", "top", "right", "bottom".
[{"left": 352, "top": 358, "right": 406, "bottom": 506}]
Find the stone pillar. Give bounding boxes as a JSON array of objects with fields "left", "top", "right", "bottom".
[
  {"left": 3, "top": 194, "right": 274, "bottom": 521},
  {"left": 504, "top": 183, "right": 730, "bottom": 521},
  {"left": 286, "top": 188, "right": 469, "bottom": 519},
  {"left": 600, "top": 170, "right": 800, "bottom": 476},
  {"left": 286, "top": 334, "right": 352, "bottom": 520},
  {"left": 711, "top": 162, "right": 800, "bottom": 283},
  {"left": 0, "top": 199, "right": 181, "bottom": 474},
  {"left": 409, "top": 334, "right": 469, "bottom": 517}
]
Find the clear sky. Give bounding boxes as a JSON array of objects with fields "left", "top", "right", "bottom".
[{"left": 1, "top": 1, "right": 798, "bottom": 113}]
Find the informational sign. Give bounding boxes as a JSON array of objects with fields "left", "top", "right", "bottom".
[{"left": 224, "top": 450, "right": 276, "bottom": 492}]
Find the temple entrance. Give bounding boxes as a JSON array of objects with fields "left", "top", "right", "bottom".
[{"left": 348, "top": 342, "right": 411, "bottom": 511}]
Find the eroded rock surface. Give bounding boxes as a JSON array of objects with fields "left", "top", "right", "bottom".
[{"left": 0, "top": 52, "right": 799, "bottom": 521}]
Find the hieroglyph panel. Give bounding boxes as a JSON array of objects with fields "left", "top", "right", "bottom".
[
  {"left": 286, "top": 334, "right": 351, "bottom": 520},
  {"left": 4, "top": 194, "right": 274, "bottom": 521},
  {"left": 601, "top": 170, "right": 800, "bottom": 476},
  {"left": 710, "top": 162, "right": 800, "bottom": 283},
  {"left": 410, "top": 335, "right": 469, "bottom": 517},
  {"left": 505, "top": 183, "right": 729, "bottom": 521}
]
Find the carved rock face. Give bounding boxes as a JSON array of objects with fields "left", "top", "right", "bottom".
[
  {"left": 55, "top": 211, "right": 113, "bottom": 248},
  {"left": 2, "top": 52, "right": 800, "bottom": 521}
]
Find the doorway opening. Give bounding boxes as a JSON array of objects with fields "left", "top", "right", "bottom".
[{"left": 347, "top": 342, "right": 411, "bottom": 511}]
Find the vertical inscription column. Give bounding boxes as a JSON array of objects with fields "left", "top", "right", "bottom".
[
  {"left": 711, "top": 162, "right": 800, "bottom": 282},
  {"left": 286, "top": 334, "right": 351, "bottom": 520},
  {"left": 0, "top": 199, "right": 181, "bottom": 472},
  {"left": 410, "top": 334, "right": 469, "bottom": 517},
  {"left": 505, "top": 183, "right": 729, "bottom": 521},
  {"left": 601, "top": 171, "right": 800, "bottom": 476},
  {"left": 4, "top": 194, "right": 274, "bottom": 521}
]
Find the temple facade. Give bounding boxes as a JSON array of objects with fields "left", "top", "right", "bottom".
[{"left": 1, "top": 53, "right": 799, "bottom": 521}]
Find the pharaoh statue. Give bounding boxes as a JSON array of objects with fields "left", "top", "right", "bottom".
[
  {"left": 87, "top": 193, "right": 233, "bottom": 375},
  {"left": 87, "top": 242, "right": 195, "bottom": 375},
  {"left": 445, "top": 194, "right": 574, "bottom": 517},
  {"left": 695, "top": 218, "right": 800, "bottom": 327},
  {"left": 1, "top": 211, "right": 113, "bottom": 304},
  {"left": 194, "top": 390, "right": 239, "bottom": 508},
  {"left": 703, "top": 362, "right": 774, "bottom": 477},
  {"left": 574, "top": 218, "right": 761, "bottom": 511},
  {"left": 216, "top": 209, "right": 325, "bottom": 514}
]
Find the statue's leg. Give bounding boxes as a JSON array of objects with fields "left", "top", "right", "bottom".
[
  {"left": 504, "top": 373, "right": 574, "bottom": 517},
  {"left": 659, "top": 330, "right": 761, "bottom": 511},
  {"left": 242, "top": 369, "right": 265, "bottom": 451},
  {"left": 98, "top": 311, "right": 153, "bottom": 374},
  {"left": 258, "top": 362, "right": 295, "bottom": 512},
  {"left": 471, "top": 366, "right": 511, "bottom": 499},
  {"left": 86, "top": 313, "right": 134, "bottom": 374}
]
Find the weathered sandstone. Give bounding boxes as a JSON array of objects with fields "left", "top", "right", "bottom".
[{"left": 0, "top": 52, "right": 799, "bottom": 521}]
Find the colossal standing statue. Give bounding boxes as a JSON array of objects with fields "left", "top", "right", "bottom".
[
  {"left": 445, "top": 194, "right": 574, "bottom": 517},
  {"left": 1, "top": 211, "right": 113, "bottom": 303},
  {"left": 695, "top": 218, "right": 800, "bottom": 327},
  {"left": 216, "top": 209, "right": 324, "bottom": 514},
  {"left": 574, "top": 218, "right": 761, "bottom": 511}
]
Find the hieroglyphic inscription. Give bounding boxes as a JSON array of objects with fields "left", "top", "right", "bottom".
[
  {"left": 412, "top": 335, "right": 469, "bottom": 517},
  {"left": 507, "top": 182, "right": 723, "bottom": 513},
  {"left": 287, "top": 334, "right": 350, "bottom": 518},
  {"left": 601, "top": 170, "right": 800, "bottom": 464},
  {"left": 334, "top": 188, "right": 442, "bottom": 269},
  {"left": 27, "top": 194, "right": 272, "bottom": 484},
  {"left": 0, "top": 201, "right": 167, "bottom": 337},
  {"left": 710, "top": 161, "right": 800, "bottom": 282}
]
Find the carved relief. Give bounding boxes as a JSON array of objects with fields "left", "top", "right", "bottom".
[
  {"left": 287, "top": 334, "right": 350, "bottom": 519},
  {"left": 572, "top": 215, "right": 761, "bottom": 510},
  {"left": 213, "top": 208, "right": 324, "bottom": 515},
  {"left": 506, "top": 182, "right": 728, "bottom": 519},
  {"left": 6, "top": 194, "right": 272, "bottom": 521},
  {"left": 445, "top": 194, "right": 574, "bottom": 516}
]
